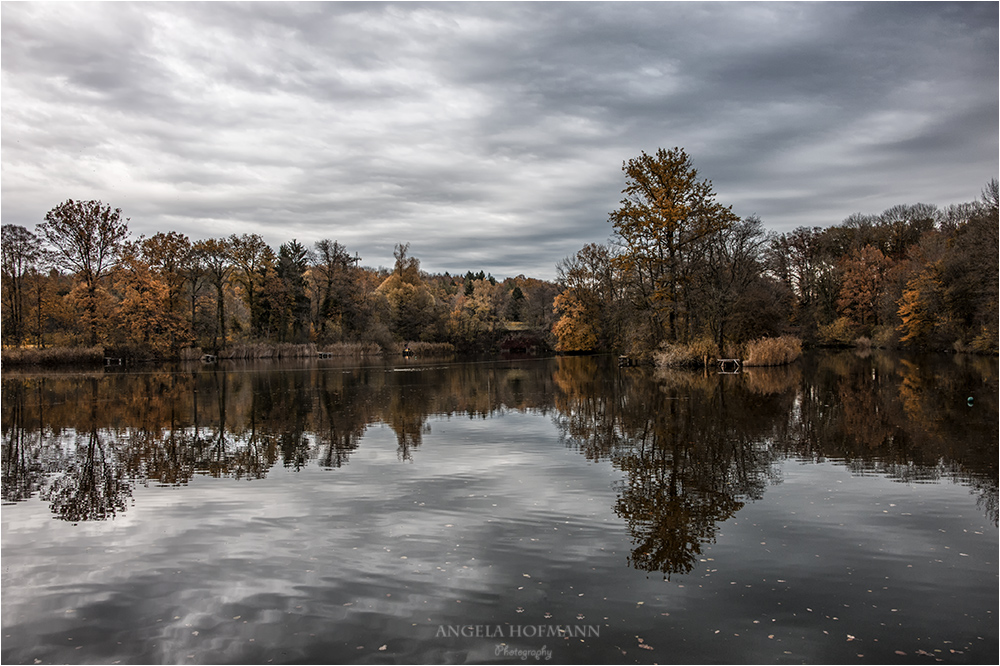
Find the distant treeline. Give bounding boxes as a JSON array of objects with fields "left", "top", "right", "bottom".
[
  {"left": 1, "top": 201, "right": 559, "bottom": 359},
  {"left": 2, "top": 149, "right": 997, "bottom": 362},
  {"left": 552, "top": 148, "right": 998, "bottom": 357}
]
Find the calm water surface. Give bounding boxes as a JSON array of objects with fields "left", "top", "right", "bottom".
[{"left": 2, "top": 352, "right": 997, "bottom": 664}]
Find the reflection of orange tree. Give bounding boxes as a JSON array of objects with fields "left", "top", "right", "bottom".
[
  {"left": 615, "top": 437, "right": 745, "bottom": 577},
  {"left": 380, "top": 370, "right": 435, "bottom": 461},
  {"left": 554, "top": 357, "right": 785, "bottom": 577}
]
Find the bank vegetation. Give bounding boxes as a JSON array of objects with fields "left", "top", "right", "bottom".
[{"left": 2, "top": 149, "right": 996, "bottom": 367}]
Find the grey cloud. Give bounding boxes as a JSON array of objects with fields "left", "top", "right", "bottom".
[{"left": 2, "top": 1, "right": 995, "bottom": 279}]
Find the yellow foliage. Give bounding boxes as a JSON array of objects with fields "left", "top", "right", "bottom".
[{"left": 552, "top": 290, "right": 599, "bottom": 352}]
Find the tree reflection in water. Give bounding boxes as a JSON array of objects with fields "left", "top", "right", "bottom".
[
  {"left": 554, "top": 357, "right": 788, "bottom": 577},
  {"left": 1, "top": 354, "right": 996, "bottom": 554}
]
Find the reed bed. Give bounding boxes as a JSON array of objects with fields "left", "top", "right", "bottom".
[
  {"left": 178, "top": 347, "right": 204, "bottom": 361},
  {"left": 742, "top": 335, "right": 803, "bottom": 367},
  {"left": 217, "top": 342, "right": 318, "bottom": 359},
  {"left": 317, "top": 342, "right": 383, "bottom": 356},
  {"left": 652, "top": 337, "right": 719, "bottom": 368},
  {"left": 1, "top": 345, "right": 105, "bottom": 367}
]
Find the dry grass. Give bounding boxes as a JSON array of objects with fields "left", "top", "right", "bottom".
[
  {"left": 653, "top": 337, "right": 719, "bottom": 368},
  {"left": 318, "top": 342, "right": 383, "bottom": 356},
  {"left": 218, "top": 342, "right": 318, "bottom": 359},
  {"left": 1, "top": 345, "right": 105, "bottom": 366},
  {"left": 178, "top": 347, "right": 204, "bottom": 361},
  {"left": 742, "top": 335, "right": 803, "bottom": 367},
  {"left": 653, "top": 343, "right": 701, "bottom": 367}
]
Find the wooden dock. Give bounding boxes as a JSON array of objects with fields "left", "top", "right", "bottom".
[{"left": 717, "top": 358, "right": 741, "bottom": 373}]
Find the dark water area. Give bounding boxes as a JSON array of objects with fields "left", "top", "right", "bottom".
[{"left": 2, "top": 351, "right": 997, "bottom": 664}]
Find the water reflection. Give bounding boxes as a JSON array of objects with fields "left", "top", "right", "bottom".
[
  {"left": 554, "top": 357, "right": 791, "bottom": 577},
  {"left": 3, "top": 353, "right": 997, "bottom": 564}
]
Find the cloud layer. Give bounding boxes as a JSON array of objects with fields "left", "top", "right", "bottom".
[{"left": 2, "top": 2, "right": 996, "bottom": 278}]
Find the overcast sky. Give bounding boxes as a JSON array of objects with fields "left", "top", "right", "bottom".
[{"left": 2, "top": 2, "right": 996, "bottom": 279}]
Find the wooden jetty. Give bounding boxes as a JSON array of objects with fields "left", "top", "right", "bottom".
[{"left": 717, "top": 358, "right": 741, "bottom": 373}]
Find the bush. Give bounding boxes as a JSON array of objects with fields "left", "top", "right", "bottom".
[
  {"left": 871, "top": 325, "right": 897, "bottom": 349},
  {"left": 970, "top": 327, "right": 999, "bottom": 355},
  {"left": 743, "top": 336, "right": 802, "bottom": 367},
  {"left": 817, "top": 317, "right": 855, "bottom": 346}
]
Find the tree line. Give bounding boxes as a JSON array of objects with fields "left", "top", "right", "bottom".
[
  {"left": 1, "top": 201, "right": 559, "bottom": 356},
  {"left": 553, "top": 147, "right": 998, "bottom": 356},
  {"left": 2, "top": 148, "right": 996, "bottom": 360}
]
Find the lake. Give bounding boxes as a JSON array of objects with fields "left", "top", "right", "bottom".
[{"left": 1, "top": 352, "right": 996, "bottom": 664}]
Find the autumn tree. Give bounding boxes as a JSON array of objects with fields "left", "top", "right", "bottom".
[
  {"left": 609, "top": 148, "right": 739, "bottom": 346},
  {"left": 38, "top": 200, "right": 130, "bottom": 344},
  {"left": 138, "top": 232, "right": 191, "bottom": 315},
  {"left": 837, "top": 245, "right": 891, "bottom": 334},
  {"left": 376, "top": 243, "right": 439, "bottom": 342},
  {"left": 551, "top": 243, "right": 620, "bottom": 351},
  {"left": 897, "top": 264, "right": 945, "bottom": 346},
  {"left": 136, "top": 231, "right": 193, "bottom": 346},
  {"left": 112, "top": 248, "right": 188, "bottom": 354}
]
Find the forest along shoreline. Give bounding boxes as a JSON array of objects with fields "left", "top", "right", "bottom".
[{"left": 3, "top": 149, "right": 997, "bottom": 369}]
